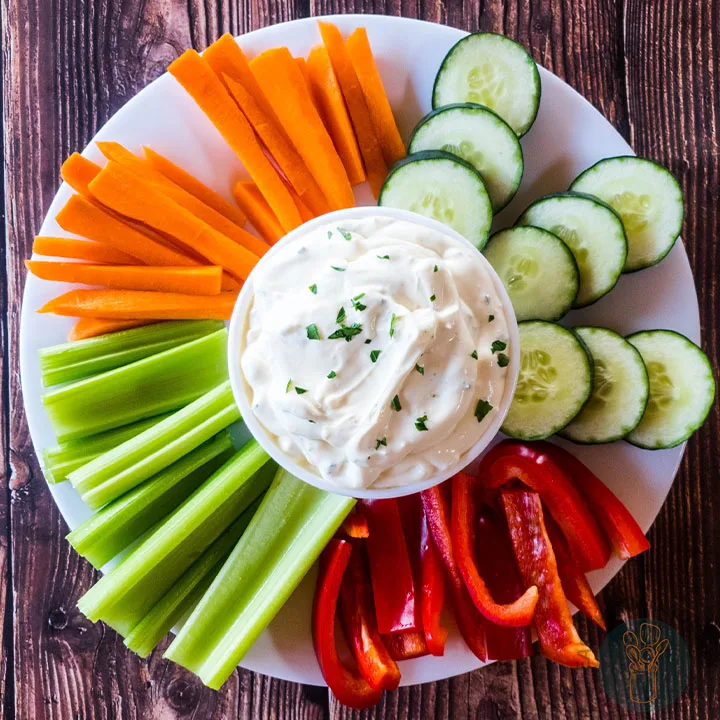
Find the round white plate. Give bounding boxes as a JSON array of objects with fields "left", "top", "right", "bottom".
[{"left": 20, "top": 15, "right": 697, "bottom": 687}]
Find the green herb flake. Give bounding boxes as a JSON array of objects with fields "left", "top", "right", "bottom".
[
  {"left": 415, "top": 364, "right": 424, "bottom": 375},
  {"left": 488, "top": 314, "right": 495, "bottom": 322},
  {"left": 336, "top": 306, "right": 346, "bottom": 324},
  {"left": 434, "top": 265, "right": 438, "bottom": 273},
  {"left": 327, "top": 230, "right": 333, "bottom": 239},
  {"left": 351, "top": 293, "right": 366, "bottom": 311},
  {"left": 474, "top": 399, "right": 493, "bottom": 423},
  {"left": 430, "top": 294, "right": 436, "bottom": 302},
  {"left": 306, "top": 323, "right": 321, "bottom": 340},
  {"left": 491, "top": 340, "right": 507, "bottom": 354},
  {"left": 331, "top": 265, "right": 346, "bottom": 272},
  {"left": 497, "top": 353, "right": 510, "bottom": 367},
  {"left": 391, "top": 395, "right": 402, "bottom": 412},
  {"left": 364, "top": 338, "right": 372, "bottom": 344},
  {"left": 470, "top": 350, "right": 478, "bottom": 360},
  {"left": 337, "top": 227, "right": 352, "bottom": 241},
  {"left": 389, "top": 313, "right": 397, "bottom": 337},
  {"left": 377, "top": 254, "right": 390, "bottom": 260},
  {"left": 370, "top": 350, "right": 381, "bottom": 363},
  {"left": 309, "top": 284, "right": 317, "bottom": 294},
  {"left": 285, "top": 379, "right": 292, "bottom": 393},
  {"left": 295, "top": 387, "right": 308, "bottom": 395},
  {"left": 415, "top": 415, "right": 429, "bottom": 432},
  {"left": 328, "top": 323, "right": 363, "bottom": 342},
  {"left": 327, "top": 370, "right": 337, "bottom": 379},
  {"left": 375, "top": 437, "right": 387, "bottom": 450}
]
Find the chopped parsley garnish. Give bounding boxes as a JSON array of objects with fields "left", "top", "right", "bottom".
[
  {"left": 331, "top": 265, "right": 346, "bottom": 272},
  {"left": 328, "top": 323, "right": 363, "bottom": 342},
  {"left": 415, "top": 364, "right": 424, "bottom": 375},
  {"left": 286, "top": 379, "right": 292, "bottom": 393},
  {"left": 309, "top": 284, "right": 317, "bottom": 294},
  {"left": 434, "top": 265, "right": 438, "bottom": 272},
  {"left": 488, "top": 314, "right": 495, "bottom": 322},
  {"left": 370, "top": 349, "right": 381, "bottom": 363},
  {"left": 364, "top": 338, "right": 372, "bottom": 344},
  {"left": 336, "top": 306, "right": 346, "bottom": 324},
  {"left": 306, "top": 323, "right": 321, "bottom": 340},
  {"left": 351, "top": 293, "right": 366, "bottom": 311},
  {"left": 377, "top": 254, "right": 390, "bottom": 260},
  {"left": 470, "top": 350, "right": 478, "bottom": 360},
  {"left": 375, "top": 437, "right": 387, "bottom": 450},
  {"left": 337, "top": 227, "right": 352, "bottom": 241},
  {"left": 491, "top": 340, "right": 507, "bottom": 354},
  {"left": 497, "top": 353, "right": 510, "bottom": 367},
  {"left": 327, "top": 230, "right": 333, "bottom": 239},
  {"left": 295, "top": 386, "right": 308, "bottom": 395},
  {"left": 430, "top": 294, "right": 436, "bottom": 302},
  {"left": 327, "top": 370, "right": 337, "bottom": 379},
  {"left": 391, "top": 394, "right": 402, "bottom": 412},
  {"left": 474, "top": 399, "right": 493, "bottom": 423},
  {"left": 415, "top": 415, "right": 429, "bottom": 432},
  {"left": 389, "top": 313, "right": 397, "bottom": 337}
]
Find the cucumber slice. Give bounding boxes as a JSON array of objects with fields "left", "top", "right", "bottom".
[
  {"left": 483, "top": 226, "right": 578, "bottom": 321},
  {"left": 378, "top": 150, "right": 493, "bottom": 249},
  {"left": 626, "top": 330, "right": 715, "bottom": 449},
  {"left": 503, "top": 321, "right": 593, "bottom": 440},
  {"left": 560, "top": 327, "right": 649, "bottom": 444},
  {"left": 569, "top": 157, "right": 684, "bottom": 272},
  {"left": 517, "top": 192, "right": 627, "bottom": 306},
  {"left": 408, "top": 103, "right": 523, "bottom": 212},
  {"left": 432, "top": 33, "right": 541, "bottom": 137}
]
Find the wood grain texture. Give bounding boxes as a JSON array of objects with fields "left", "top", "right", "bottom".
[{"left": 2, "top": 0, "right": 719, "bottom": 718}]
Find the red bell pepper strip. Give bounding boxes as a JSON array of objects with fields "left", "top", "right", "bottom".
[
  {"left": 341, "top": 510, "right": 370, "bottom": 539},
  {"left": 544, "top": 512, "right": 606, "bottom": 630},
  {"left": 478, "top": 443, "right": 611, "bottom": 572},
  {"left": 535, "top": 441, "right": 650, "bottom": 559},
  {"left": 501, "top": 491, "right": 599, "bottom": 668},
  {"left": 338, "top": 544, "right": 401, "bottom": 691},
  {"left": 313, "top": 540, "right": 383, "bottom": 709},
  {"left": 475, "top": 503, "right": 533, "bottom": 660},
  {"left": 382, "top": 630, "right": 429, "bottom": 661},
  {"left": 360, "top": 499, "right": 417, "bottom": 634},
  {"left": 421, "top": 484, "right": 488, "bottom": 662}
]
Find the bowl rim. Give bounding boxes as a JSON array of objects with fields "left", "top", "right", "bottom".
[{"left": 227, "top": 206, "right": 520, "bottom": 499}]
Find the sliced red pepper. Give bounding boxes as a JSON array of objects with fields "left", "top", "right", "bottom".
[
  {"left": 382, "top": 630, "right": 429, "bottom": 661},
  {"left": 452, "top": 472, "right": 538, "bottom": 627},
  {"left": 338, "top": 543, "right": 401, "bottom": 691},
  {"left": 360, "top": 499, "right": 417, "bottom": 634},
  {"left": 536, "top": 441, "right": 650, "bottom": 559},
  {"left": 341, "top": 510, "right": 370, "bottom": 539},
  {"left": 475, "top": 503, "right": 533, "bottom": 660},
  {"left": 421, "top": 484, "right": 488, "bottom": 662},
  {"left": 313, "top": 540, "right": 383, "bottom": 709},
  {"left": 544, "top": 512, "right": 606, "bottom": 630},
  {"left": 501, "top": 491, "right": 599, "bottom": 668}
]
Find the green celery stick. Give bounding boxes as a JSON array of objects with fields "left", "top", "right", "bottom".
[
  {"left": 40, "top": 320, "right": 224, "bottom": 387},
  {"left": 68, "top": 380, "right": 240, "bottom": 510},
  {"left": 43, "top": 413, "right": 171, "bottom": 484},
  {"left": 164, "top": 468, "right": 354, "bottom": 689},
  {"left": 67, "top": 431, "right": 235, "bottom": 567},
  {"left": 77, "top": 441, "right": 271, "bottom": 637},
  {"left": 42, "top": 329, "right": 229, "bottom": 442},
  {"left": 124, "top": 491, "right": 268, "bottom": 658}
]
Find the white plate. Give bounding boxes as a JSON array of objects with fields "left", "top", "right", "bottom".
[{"left": 20, "top": 14, "right": 698, "bottom": 687}]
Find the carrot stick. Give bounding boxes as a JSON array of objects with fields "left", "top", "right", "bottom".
[
  {"left": 88, "top": 161, "right": 259, "bottom": 281},
  {"left": 61, "top": 153, "right": 102, "bottom": 196},
  {"left": 346, "top": 28, "right": 406, "bottom": 166},
  {"left": 56, "top": 194, "right": 196, "bottom": 267},
  {"left": 295, "top": 57, "right": 315, "bottom": 103},
  {"left": 284, "top": 181, "right": 314, "bottom": 223},
  {"left": 306, "top": 45, "right": 366, "bottom": 186},
  {"left": 96, "top": 142, "right": 269, "bottom": 258},
  {"left": 39, "top": 289, "right": 239, "bottom": 320},
  {"left": 318, "top": 22, "right": 388, "bottom": 198},
  {"left": 233, "top": 182, "right": 285, "bottom": 244},
  {"left": 69, "top": 318, "right": 155, "bottom": 341},
  {"left": 33, "top": 237, "right": 138, "bottom": 265},
  {"left": 168, "top": 49, "right": 301, "bottom": 232},
  {"left": 26, "top": 260, "right": 223, "bottom": 296},
  {"left": 249, "top": 47, "right": 355, "bottom": 211}
]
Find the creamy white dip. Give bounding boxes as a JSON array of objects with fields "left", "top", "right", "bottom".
[{"left": 238, "top": 216, "right": 511, "bottom": 489}]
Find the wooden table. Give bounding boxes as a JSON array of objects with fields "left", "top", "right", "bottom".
[{"left": 2, "top": 1, "right": 718, "bottom": 717}]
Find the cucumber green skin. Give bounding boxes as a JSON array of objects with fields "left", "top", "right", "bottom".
[
  {"left": 408, "top": 103, "right": 524, "bottom": 212},
  {"left": 558, "top": 326, "right": 649, "bottom": 444},
  {"left": 625, "top": 329, "right": 716, "bottom": 450},
  {"left": 432, "top": 32, "right": 541, "bottom": 137},
  {"left": 501, "top": 321, "right": 594, "bottom": 440},
  {"left": 569, "top": 156, "right": 684, "bottom": 273}
]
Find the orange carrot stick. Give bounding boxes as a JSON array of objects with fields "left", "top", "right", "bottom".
[
  {"left": 61, "top": 153, "right": 102, "bottom": 196},
  {"left": 318, "top": 22, "right": 388, "bottom": 198},
  {"left": 68, "top": 318, "right": 155, "bottom": 341},
  {"left": 39, "top": 289, "right": 239, "bottom": 320},
  {"left": 33, "top": 237, "right": 138, "bottom": 265},
  {"left": 306, "top": 45, "right": 366, "bottom": 186},
  {"left": 249, "top": 47, "right": 355, "bottom": 211},
  {"left": 56, "top": 194, "right": 196, "bottom": 267},
  {"left": 96, "top": 142, "right": 269, "bottom": 258},
  {"left": 295, "top": 57, "right": 315, "bottom": 104},
  {"left": 284, "top": 182, "right": 314, "bottom": 223},
  {"left": 26, "top": 260, "right": 223, "bottom": 296},
  {"left": 142, "top": 146, "right": 247, "bottom": 226},
  {"left": 346, "top": 28, "right": 406, "bottom": 166},
  {"left": 88, "top": 161, "right": 259, "bottom": 281},
  {"left": 168, "top": 49, "right": 301, "bottom": 232},
  {"left": 233, "top": 182, "right": 285, "bottom": 244}
]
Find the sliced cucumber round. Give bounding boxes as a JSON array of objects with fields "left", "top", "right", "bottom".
[
  {"left": 560, "top": 327, "right": 649, "bottom": 444},
  {"left": 517, "top": 192, "right": 627, "bottom": 306},
  {"left": 483, "top": 226, "right": 578, "bottom": 321},
  {"left": 502, "top": 321, "right": 593, "bottom": 440},
  {"left": 378, "top": 150, "right": 493, "bottom": 249},
  {"left": 626, "top": 330, "right": 715, "bottom": 449},
  {"left": 432, "top": 33, "right": 541, "bottom": 137},
  {"left": 569, "top": 157, "right": 684, "bottom": 272},
  {"left": 408, "top": 103, "right": 523, "bottom": 212}
]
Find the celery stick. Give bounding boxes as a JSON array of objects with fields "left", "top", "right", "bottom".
[
  {"left": 42, "top": 329, "right": 229, "bottom": 442},
  {"left": 124, "top": 492, "right": 267, "bottom": 657},
  {"left": 77, "top": 441, "right": 271, "bottom": 637},
  {"left": 43, "top": 413, "right": 171, "bottom": 484},
  {"left": 40, "top": 320, "right": 224, "bottom": 387},
  {"left": 69, "top": 381, "right": 240, "bottom": 510},
  {"left": 164, "top": 469, "right": 354, "bottom": 689},
  {"left": 67, "top": 431, "right": 234, "bottom": 567}
]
